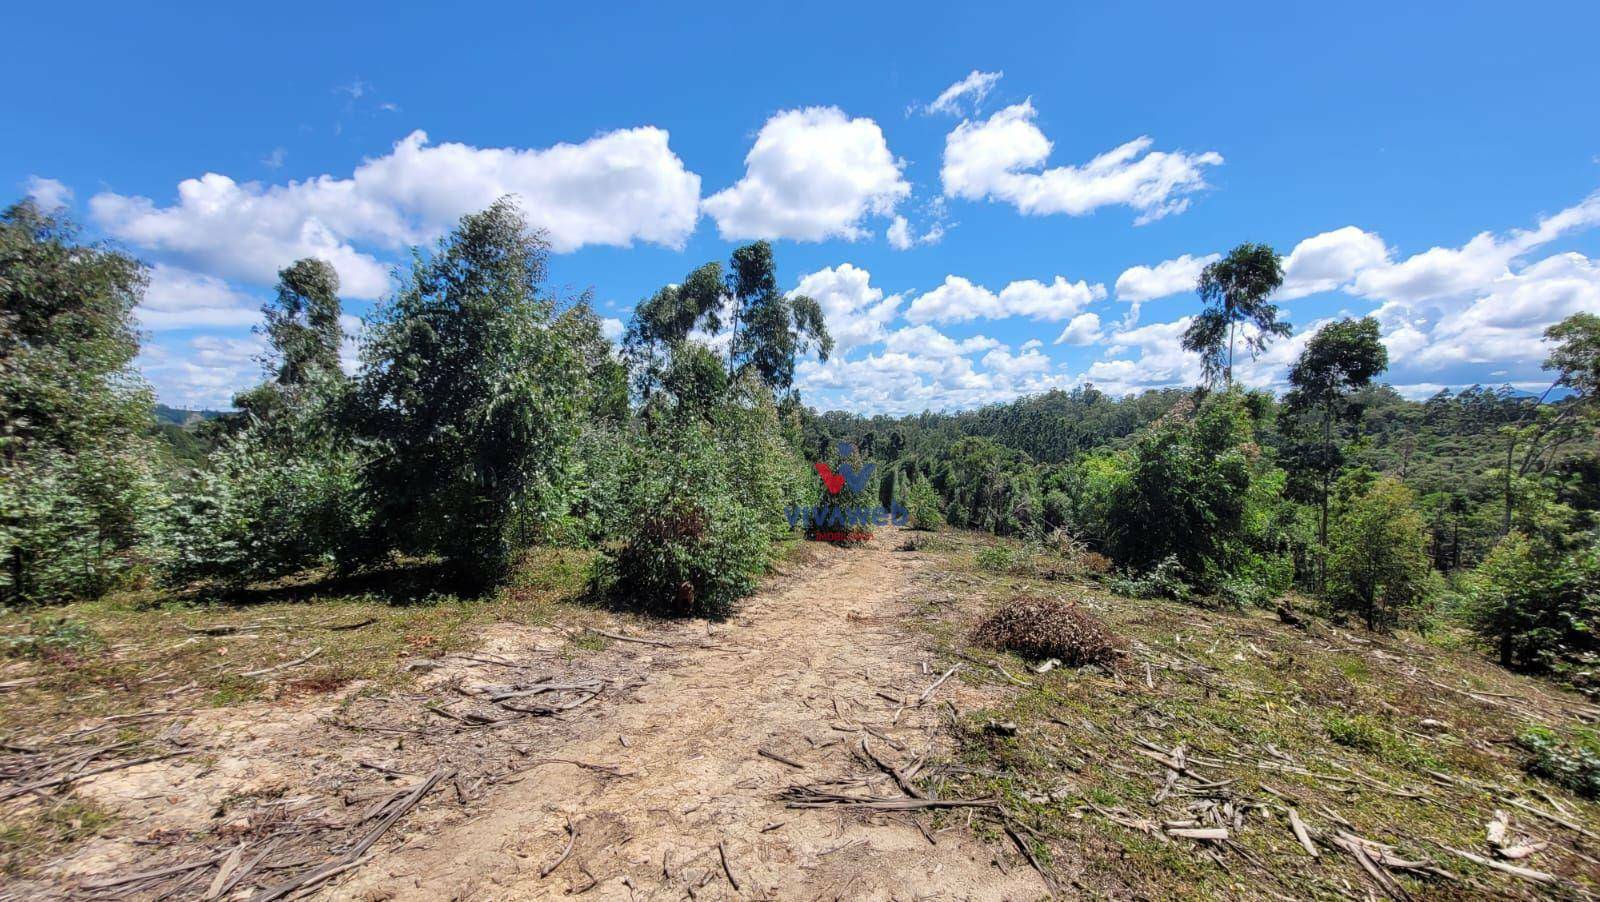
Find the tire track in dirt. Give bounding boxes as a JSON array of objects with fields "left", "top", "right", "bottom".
[{"left": 336, "top": 530, "right": 1045, "bottom": 900}]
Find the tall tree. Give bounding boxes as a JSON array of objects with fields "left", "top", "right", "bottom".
[
  {"left": 625, "top": 241, "right": 832, "bottom": 398},
  {"left": 234, "top": 258, "right": 347, "bottom": 431},
  {"left": 728, "top": 241, "right": 832, "bottom": 391},
  {"left": 1501, "top": 312, "right": 1600, "bottom": 534},
  {"left": 264, "top": 258, "right": 344, "bottom": 387},
  {"left": 1281, "top": 317, "right": 1389, "bottom": 586},
  {"left": 0, "top": 200, "right": 159, "bottom": 602},
  {"left": 1181, "top": 243, "right": 1289, "bottom": 387},
  {"left": 345, "top": 198, "right": 586, "bottom": 588}
]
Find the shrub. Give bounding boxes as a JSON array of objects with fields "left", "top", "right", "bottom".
[
  {"left": 975, "top": 544, "right": 1017, "bottom": 572},
  {"left": 1518, "top": 726, "right": 1600, "bottom": 798},
  {"left": 973, "top": 596, "right": 1126, "bottom": 667},
  {"left": 904, "top": 478, "right": 944, "bottom": 531},
  {"left": 598, "top": 377, "right": 798, "bottom": 619},
  {"left": 159, "top": 370, "right": 359, "bottom": 588},
  {"left": 1469, "top": 532, "right": 1600, "bottom": 672},
  {"left": 2, "top": 615, "right": 104, "bottom": 662},
  {"left": 1327, "top": 477, "right": 1437, "bottom": 631},
  {"left": 600, "top": 500, "right": 765, "bottom": 619},
  {"left": 1109, "top": 555, "right": 1192, "bottom": 602}
]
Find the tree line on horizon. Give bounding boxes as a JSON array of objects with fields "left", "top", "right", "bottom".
[{"left": 3, "top": 195, "right": 1598, "bottom": 686}]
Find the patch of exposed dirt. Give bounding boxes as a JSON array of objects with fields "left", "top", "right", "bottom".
[{"left": 5, "top": 531, "right": 1044, "bottom": 900}]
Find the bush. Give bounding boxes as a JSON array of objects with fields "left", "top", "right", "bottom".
[
  {"left": 1109, "top": 555, "right": 1192, "bottom": 602},
  {"left": 1518, "top": 726, "right": 1600, "bottom": 797},
  {"left": 2, "top": 615, "right": 104, "bottom": 662},
  {"left": 975, "top": 544, "right": 1017, "bottom": 572},
  {"left": 904, "top": 478, "right": 944, "bottom": 531},
  {"left": 973, "top": 596, "right": 1126, "bottom": 667},
  {"left": 159, "top": 376, "right": 358, "bottom": 588},
  {"left": 1470, "top": 532, "right": 1600, "bottom": 672},
  {"left": 598, "top": 374, "right": 801, "bottom": 619},
  {"left": 1327, "top": 477, "right": 1437, "bottom": 631}
]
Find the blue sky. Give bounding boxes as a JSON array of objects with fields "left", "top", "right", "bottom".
[{"left": 6, "top": 1, "right": 1600, "bottom": 412}]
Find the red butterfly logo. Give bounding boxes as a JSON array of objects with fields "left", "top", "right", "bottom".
[{"left": 813, "top": 461, "right": 845, "bottom": 494}]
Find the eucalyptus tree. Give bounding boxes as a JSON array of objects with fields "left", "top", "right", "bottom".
[
  {"left": 0, "top": 200, "right": 160, "bottom": 602},
  {"left": 1280, "top": 317, "right": 1389, "bottom": 586},
  {"left": 1501, "top": 312, "right": 1600, "bottom": 535},
  {"left": 345, "top": 198, "right": 587, "bottom": 588},
  {"left": 233, "top": 258, "right": 347, "bottom": 432},
  {"left": 624, "top": 241, "right": 832, "bottom": 398},
  {"left": 1181, "top": 243, "right": 1289, "bottom": 387}
]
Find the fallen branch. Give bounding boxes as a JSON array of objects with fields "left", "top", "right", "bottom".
[
  {"left": 780, "top": 785, "right": 995, "bottom": 810},
  {"left": 718, "top": 839, "right": 741, "bottom": 891},
  {"left": 2, "top": 749, "right": 193, "bottom": 801},
  {"left": 757, "top": 747, "right": 806, "bottom": 769},
  {"left": 586, "top": 628, "right": 684, "bottom": 647},
  {"left": 917, "top": 664, "right": 961, "bottom": 706},
  {"left": 1287, "top": 808, "right": 1319, "bottom": 858},
  {"left": 540, "top": 818, "right": 577, "bottom": 879},
  {"left": 254, "top": 767, "right": 451, "bottom": 901},
  {"left": 1442, "top": 846, "right": 1557, "bottom": 886},
  {"left": 82, "top": 850, "right": 229, "bottom": 889},
  {"left": 240, "top": 646, "right": 323, "bottom": 679}
]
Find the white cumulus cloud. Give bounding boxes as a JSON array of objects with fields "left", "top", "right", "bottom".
[
  {"left": 703, "top": 107, "right": 909, "bottom": 242},
  {"left": 1115, "top": 253, "right": 1219, "bottom": 302},
  {"left": 137, "top": 264, "right": 263, "bottom": 330},
  {"left": 91, "top": 127, "right": 702, "bottom": 299},
  {"left": 1054, "top": 312, "right": 1102, "bottom": 345},
  {"left": 942, "top": 100, "right": 1222, "bottom": 223},
  {"left": 906, "top": 273, "right": 1104, "bottom": 324},
  {"left": 23, "top": 176, "right": 73, "bottom": 212},
  {"left": 790, "top": 264, "right": 902, "bottom": 352}
]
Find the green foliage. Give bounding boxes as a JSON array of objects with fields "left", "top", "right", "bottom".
[
  {"left": 598, "top": 369, "right": 804, "bottom": 617},
  {"left": 1181, "top": 244, "right": 1290, "bottom": 387},
  {"left": 262, "top": 258, "right": 343, "bottom": 388},
  {"left": 1326, "top": 477, "right": 1437, "bottom": 630},
  {"left": 975, "top": 544, "right": 1017, "bottom": 572},
  {"left": 158, "top": 373, "right": 359, "bottom": 587},
  {"left": 625, "top": 241, "right": 832, "bottom": 397},
  {"left": 1, "top": 614, "right": 104, "bottom": 660},
  {"left": 1109, "top": 555, "right": 1192, "bottom": 602},
  {"left": 805, "top": 441, "right": 878, "bottom": 543},
  {"left": 344, "top": 199, "right": 587, "bottom": 589},
  {"left": 1086, "top": 391, "right": 1290, "bottom": 593},
  {"left": 1324, "top": 713, "right": 1436, "bottom": 768},
  {"left": 1518, "top": 726, "right": 1600, "bottom": 797},
  {"left": 0, "top": 201, "right": 164, "bottom": 604},
  {"left": 932, "top": 437, "right": 1042, "bottom": 537},
  {"left": 1469, "top": 531, "right": 1600, "bottom": 672},
  {"left": 904, "top": 477, "right": 943, "bottom": 531}
]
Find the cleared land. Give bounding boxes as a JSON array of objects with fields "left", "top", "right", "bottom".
[{"left": 3, "top": 529, "right": 1600, "bottom": 899}]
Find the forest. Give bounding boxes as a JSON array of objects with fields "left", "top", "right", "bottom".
[{"left": 4, "top": 193, "right": 1599, "bottom": 686}]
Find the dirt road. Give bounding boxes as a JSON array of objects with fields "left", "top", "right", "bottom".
[{"left": 338, "top": 531, "right": 1043, "bottom": 900}]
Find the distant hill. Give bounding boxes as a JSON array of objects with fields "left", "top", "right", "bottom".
[{"left": 153, "top": 404, "right": 225, "bottom": 426}]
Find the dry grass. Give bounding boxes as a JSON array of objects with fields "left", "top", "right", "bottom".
[{"left": 908, "top": 528, "right": 1600, "bottom": 900}]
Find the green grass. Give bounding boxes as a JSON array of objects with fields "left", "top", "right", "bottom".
[{"left": 0, "top": 546, "right": 602, "bottom": 738}]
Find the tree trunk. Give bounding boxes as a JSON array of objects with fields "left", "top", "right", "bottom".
[
  {"left": 1226, "top": 320, "right": 1236, "bottom": 388},
  {"left": 1503, "top": 433, "right": 1515, "bottom": 535}
]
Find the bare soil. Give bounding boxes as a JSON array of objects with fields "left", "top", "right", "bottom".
[{"left": 4, "top": 531, "right": 1046, "bottom": 900}]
